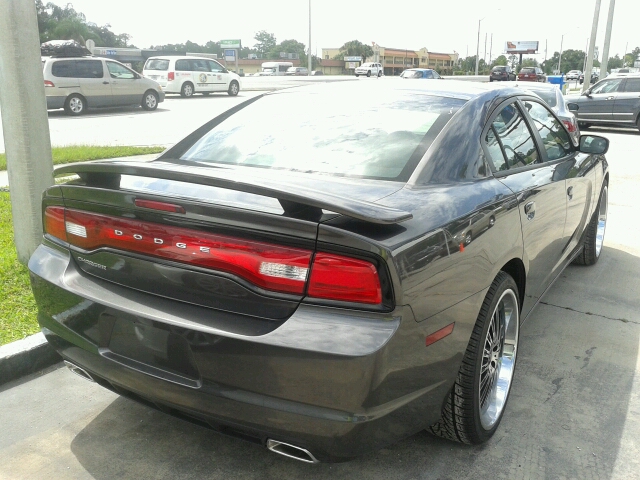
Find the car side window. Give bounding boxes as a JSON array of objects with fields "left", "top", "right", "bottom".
[
  {"left": 485, "top": 102, "right": 540, "bottom": 171},
  {"left": 75, "top": 60, "right": 103, "bottom": 79},
  {"left": 591, "top": 79, "right": 623, "bottom": 94},
  {"left": 51, "top": 60, "right": 76, "bottom": 78},
  {"left": 208, "top": 60, "right": 224, "bottom": 72},
  {"left": 524, "top": 100, "right": 574, "bottom": 161},
  {"left": 624, "top": 78, "right": 640, "bottom": 93},
  {"left": 106, "top": 62, "right": 135, "bottom": 79},
  {"left": 175, "top": 59, "right": 189, "bottom": 71}
]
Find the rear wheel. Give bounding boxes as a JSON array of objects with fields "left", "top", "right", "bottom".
[
  {"left": 636, "top": 115, "right": 640, "bottom": 132},
  {"left": 141, "top": 90, "right": 158, "bottom": 111},
  {"left": 228, "top": 80, "right": 239, "bottom": 96},
  {"left": 573, "top": 183, "right": 608, "bottom": 266},
  {"left": 429, "top": 271, "right": 520, "bottom": 444},
  {"left": 180, "top": 82, "right": 194, "bottom": 98},
  {"left": 355, "top": 74, "right": 359, "bottom": 77},
  {"left": 378, "top": 71, "right": 382, "bottom": 77},
  {"left": 64, "top": 94, "right": 85, "bottom": 115}
]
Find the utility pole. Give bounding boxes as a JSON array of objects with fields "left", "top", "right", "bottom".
[
  {"left": 0, "top": 0, "right": 54, "bottom": 264},
  {"left": 475, "top": 18, "right": 482, "bottom": 75},
  {"left": 483, "top": 32, "right": 487, "bottom": 68},
  {"left": 308, "top": 0, "right": 312, "bottom": 75},
  {"left": 558, "top": 34, "right": 564, "bottom": 74},
  {"left": 489, "top": 34, "right": 493, "bottom": 65},
  {"left": 583, "top": 0, "right": 602, "bottom": 93},
  {"left": 599, "top": 0, "right": 615, "bottom": 79}
]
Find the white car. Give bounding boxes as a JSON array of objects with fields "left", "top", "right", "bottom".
[
  {"left": 355, "top": 62, "right": 383, "bottom": 77},
  {"left": 143, "top": 56, "right": 241, "bottom": 97},
  {"left": 566, "top": 70, "right": 582, "bottom": 80}
]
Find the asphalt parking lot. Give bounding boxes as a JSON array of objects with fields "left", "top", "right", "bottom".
[{"left": 0, "top": 125, "right": 638, "bottom": 479}]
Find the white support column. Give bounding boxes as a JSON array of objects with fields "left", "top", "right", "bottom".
[{"left": 0, "top": 0, "right": 54, "bottom": 264}]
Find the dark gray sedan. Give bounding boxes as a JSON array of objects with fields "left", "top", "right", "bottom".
[
  {"left": 29, "top": 81, "right": 609, "bottom": 463},
  {"left": 568, "top": 74, "right": 640, "bottom": 131}
]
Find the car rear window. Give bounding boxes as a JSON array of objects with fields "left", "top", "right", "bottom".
[
  {"left": 493, "top": 66, "right": 506, "bottom": 72},
  {"left": 520, "top": 68, "right": 535, "bottom": 74},
  {"left": 145, "top": 59, "right": 169, "bottom": 71},
  {"left": 179, "top": 86, "right": 467, "bottom": 181},
  {"left": 528, "top": 89, "right": 557, "bottom": 107}
]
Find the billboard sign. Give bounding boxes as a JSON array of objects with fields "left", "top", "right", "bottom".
[
  {"left": 505, "top": 41, "right": 539, "bottom": 54},
  {"left": 344, "top": 56, "right": 362, "bottom": 62},
  {"left": 224, "top": 49, "right": 236, "bottom": 62},
  {"left": 220, "top": 39, "right": 241, "bottom": 49}
]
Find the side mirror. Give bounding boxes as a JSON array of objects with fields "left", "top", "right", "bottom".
[
  {"left": 579, "top": 135, "right": 609, "bottom": 155},
  {"left": 567, "top": 102, "right": 579, "bottom": 112}
]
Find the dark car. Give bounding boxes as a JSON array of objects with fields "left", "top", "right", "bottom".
[
  {"left": 517, "top": 67, "right": 546, "bottom": 82},
  {"left": 29, "top": 81, "right": 609, "bottom": 463},
  {"left": 568, "top": 75, "right": 640, "bottom": 130},
  {"left": 579, "top": 71, "right": 599, "bottom": 84},
  {"left": 490, "top": 65, "right": 516, "bottom": 82}
]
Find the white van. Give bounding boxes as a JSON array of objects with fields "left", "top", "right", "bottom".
[
  {"left": 259, "top": 62, "right": 293, "bottom": 76},
  {"left": 42, "top": 56, "right": 164, "bottom": 115},
  {"left": 143, "top": 56, "right": 242, "bottom": 97}
]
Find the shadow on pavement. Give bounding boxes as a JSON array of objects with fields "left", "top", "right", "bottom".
[{"left": 68, "top": 247, "right": 639, "bottom": 480}]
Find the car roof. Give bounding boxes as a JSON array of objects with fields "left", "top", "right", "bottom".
[
  {"left": 146, "top": 55, "right": 221, "bottom": 61},
  {"left": 497, "top": 81, "right": 559, "bottom": 92},
  {"left": 404, "top": 68, "right": 435, "bottom": 72}
]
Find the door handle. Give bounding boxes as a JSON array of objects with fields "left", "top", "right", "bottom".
[
  {"left": 606, "top": 96, "right": 614, "bottom": 100},
  {"left": 102, "top": 81, "right": 110, "bottom": 84},
  {"left": 524, "top": 201, "right": 536, "bottom": 220},
  {"left": 567, "top": 186, "right": 574, "bottom": 200}
]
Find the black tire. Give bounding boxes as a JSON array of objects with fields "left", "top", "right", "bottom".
[
  {"left": 636, "top": 115, "right": 640, "bottom": 132},
  {"left": 573, "top": 183, "right": 608, "bottom": 266},
  {"left": 355, "top": 74, "right": 359, "bottom": 77},
  {"left": 366, "top": 70, "right": 371, "bottom": 77},
  {"left": 378, "top": 71, "right": 382, "bottom": 77},
  {"left": 64, "top": 94, "right": 85, "bottom": 116},
  {"left": 228, "top": 80, "right": 239, "bottom": 96},
  {"left": 429, "top": 271, "right": 520, "bottom": 444},
  {"left": 578, "top": 122, "right": 591, "bottom": 129},
  {"left": 489, "top": 77, "right": 493, "bottom": 82},
  {"left": 180, "top": 82, "right": 194, "bottom": 98},
  {"left": 141, "top": 90, "right": 158, "bottom": 111}
]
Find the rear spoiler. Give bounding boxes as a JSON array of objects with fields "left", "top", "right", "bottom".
[{"left": 54, "top": 160, "right": 413, "bottom": 225}]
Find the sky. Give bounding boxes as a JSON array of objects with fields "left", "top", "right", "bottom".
[{"left": 65, "top": 0, "right": 639, "bottom": 64}]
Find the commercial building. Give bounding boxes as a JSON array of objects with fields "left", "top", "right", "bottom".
[{"left": 320, "top": 44, "right": 459, "bottom": 76}]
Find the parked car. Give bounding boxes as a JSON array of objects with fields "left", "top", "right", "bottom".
[
  {"left": 42, "top": 56, "right": 164, "bottom": 115},
  {"left": 579, "top": 71, "right": 599, "bottom": 84},
  {"left": 517, "top": 67, "right": 546, "bottom": 82},
  {"left": 566, "top": 70, "right": 582, "bottom": 80},
  {"left": 490, "top": 65, "right": 516, "bottom": 82},
  {"left": 30, "top": 81, "right": 609, "bottom": 463},
  {"left": 285, "top": 67, "right": 309, "bottom": 76},
  {"left": 142, "top": 56, "right": 241, "bottom": 97},
  {"left": 500, "top": 81, "right": 580, "bottom": 144},
  {"left": 567, "top": 74, "right": 640, "bottom": 130},
  {"left": 400, "top": 68, "right": 442, "bottom": 79},
  {"left": 354, "top": 62, "right": 383, "bottom": 77}
]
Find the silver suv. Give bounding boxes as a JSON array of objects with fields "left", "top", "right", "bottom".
[
  {"left": 43, "top": 56, "right": 165, "bottom": 115},
  {"left": 355, "top": 62, "right": 383, "bottom": 77}
]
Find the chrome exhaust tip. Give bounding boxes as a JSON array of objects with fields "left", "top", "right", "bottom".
[
  {"left": 64, "top": 360, "right": 95, "bottom": 383},
  {"left": 266, "top": 439, "right": 319, "bottom": 464}
]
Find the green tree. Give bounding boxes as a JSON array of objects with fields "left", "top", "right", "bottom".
[
  {"left": 268, "top": 39, "right": 307, "bottom": 64},
  {"left": 254, "top": 30, "right": 276, "bottom": 56},
  {"left": 544, "top": 49, "right": 586, "bottom": 74},
  {"left": 492, "top": 55, "right": 507, "bottom": 67},
  {"left": 607, "top": 55, "right": 623, "bottom": 70},
  {"left": 333, "top": 40, "right": 373, "bottom": 61}
]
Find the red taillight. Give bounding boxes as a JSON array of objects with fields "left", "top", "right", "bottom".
[
  {"left": 307, "top": 253, "right": 382, "bottom": 305},
  {"left": 44, "top": 80, "right": 55, "bottom": 87},
  {"left": 562, "top": 119, "right": 577, "bottom": 133},
  {"left": 168, "top": 72, "right": 175, "bottom": 81},
  {"left": 45, "top": 207, "right": 312, "bottom": 295},
  {"left": 43, "top": 207, "right": 385, "bottom": 304},
  {"left": 44, "top": 206, "right": 66, "bottom": 241}
]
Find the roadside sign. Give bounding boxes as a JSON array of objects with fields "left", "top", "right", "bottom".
[
  {"left": 344, "top": 56, "right": 362, "bottom": 62},
  {"left": 348, "top": 62, "right": 356, "bottom": 69},
  {"left": 505, "top": 41, "right": 539, "bottom": 54},
  {"left": 224, "top": 49, "right": 236, "bottom": 62},
  {"left": 220, "top": 39, "right": 241, "bottom": 49}
]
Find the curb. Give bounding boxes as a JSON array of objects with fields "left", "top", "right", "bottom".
[{"left": 0, "top": 332, "right": 61, "bottom": 386}]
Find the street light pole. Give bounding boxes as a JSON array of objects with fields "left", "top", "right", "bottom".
[
  {"left": 475, "top": 18, "right": 483, "bottom": 75},
  {"left": 557, "top": 34, "right": 564, "bottom": 74},
  {"left": 583, "top": 0, "right": 602, "bottom": 93},
  {"left": 599, "top": 0, "right": 616, "bottom": 79},
  {"left": 308, "top": 0, "right": 312, "bottom": 75}
]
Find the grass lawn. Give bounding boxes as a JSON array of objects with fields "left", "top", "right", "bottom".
[
  {"left": 0, "top": 192, "right": 39, "bottom": 346},
  {"left": 0, "top": 144, "right": 165, "bottom": 170}
]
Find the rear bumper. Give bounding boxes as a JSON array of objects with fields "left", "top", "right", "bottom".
[
  {"left": 46, "top": 95, "right": 66, "bottom": 110},
  {"left": 29, "top": 243, "right": 466, "bottom": 460}
]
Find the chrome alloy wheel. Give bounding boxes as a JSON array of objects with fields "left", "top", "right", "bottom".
[
  {"left": 230, "top": 82, "right": 239, "bottom": 95},
  {"left": 595, "top": 186, "right": 608, "bottom": 257},
  {"left": 479, "top": 288, "right": 519, "bottom": 430},
  {"left": 69, "top": 97, "right": 83, "bottom": 113}
]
